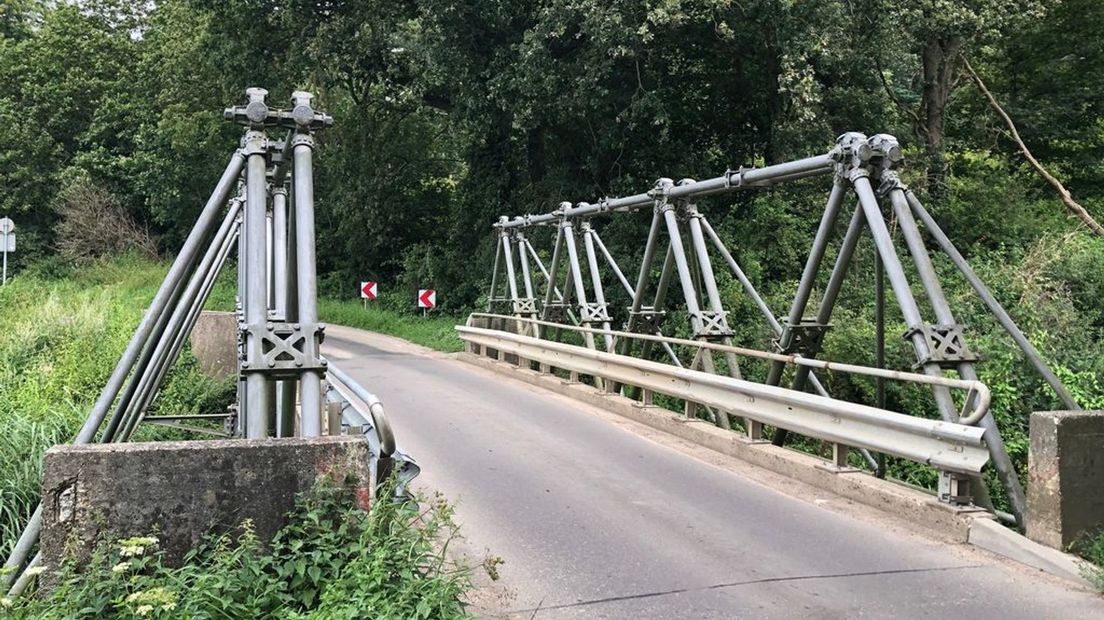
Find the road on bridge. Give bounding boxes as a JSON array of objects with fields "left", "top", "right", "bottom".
[{"left": 324, "top": 326, "right": 1103, "bottom": 619}]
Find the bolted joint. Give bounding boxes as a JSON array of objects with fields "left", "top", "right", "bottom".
[
  {"left": 876, "top": 170, "right": 908, "bottom": 195},
  {"left": 650, "top": 178, "right": 675, "bottom": 213},
  {"left": 290, "top": 133, "right": 315, "bottom": 150},
  {"left": 724, "top": 166, "right": 748, "bottom": 188},
  {"left": 831, "top": 131, "right": 874, "bottom": 181},
  {"left": 241, "top": 130, "right": 269, "bottom": 157},
  {"left": 868, "top": 133, "right": 903, "bottom": 168},
  {"left": 289, "top": 91, "right": 334, "bottom": 131},
  {"left": 271, "top": 185, "right": 288, "bottom": 197}
]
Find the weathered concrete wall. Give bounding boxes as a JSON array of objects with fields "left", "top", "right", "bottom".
[
  {"left": 40, "top": 437, "right": 371, "bottom": 571},
  {"left": 1027, "top": 410, "right": 1104, "bottom": 550},
  {"left": 189, "top": 310, "right": 238, "bottom": 380}
]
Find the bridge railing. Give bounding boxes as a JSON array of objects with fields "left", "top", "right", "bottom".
[{"left": 458, "top": 313, "right": 992, "bottom": 481}]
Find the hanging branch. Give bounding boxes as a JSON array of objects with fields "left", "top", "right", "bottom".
[{"left": 961, "top": 56, "right": 1104, "bottom": 237}]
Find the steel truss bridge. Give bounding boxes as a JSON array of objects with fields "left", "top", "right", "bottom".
[{"left": 465, "top": 131, "right": 1082, "bottom": 530}]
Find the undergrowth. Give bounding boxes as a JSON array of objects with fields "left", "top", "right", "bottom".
[
  {"left": 0, "top": 474, "right": 473, "bottom": 618},
  {"left": 0, "top": 255, "right": 234, "bottom": 557},
  {"left": 1075, "top": 530, "right": 1104, "bottom": 593}
]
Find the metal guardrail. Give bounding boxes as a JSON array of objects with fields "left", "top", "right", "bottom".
[
  {"left": 324, "top": 360, "right": 397, "bottom": 458},
  {"left": 457, "top": 322, "right": 990, "bottom": 475}
]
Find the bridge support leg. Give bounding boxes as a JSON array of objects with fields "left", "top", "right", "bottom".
[
  {"left": 889, "top": 183, "right": 1025, "bottom": 523},
  {"left": 852, "top": 171, "right": 995, "bottom": 512},
  {"left": 244, "top": 129, "right": 273, "bottom": 439}
]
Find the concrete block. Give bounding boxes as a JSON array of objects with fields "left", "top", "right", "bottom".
[
  {"left": 189, "top": 310, "right": 238, "bottom": 380},
  {"left": 40, "top": 436, "right": 371, "bottom": 571},
  {"left": 1027, "top": 410, "right": 1104, "bottom": 550}
]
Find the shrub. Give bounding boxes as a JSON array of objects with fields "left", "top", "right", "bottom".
[{"left": 0, "top": 475, "right": 474, "bottom": 619}]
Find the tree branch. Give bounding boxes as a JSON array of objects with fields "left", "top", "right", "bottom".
[
  {"left": 962, "top": 55, "right": 1104, "bottom": 237},
  {"left": 874, "top": 56, "right": 920, "bottom": 126}
]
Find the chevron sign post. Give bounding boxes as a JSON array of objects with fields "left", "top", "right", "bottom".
[
  {"left": 360, "top": 281, "right": 378, "bottom": 310},
  {"left": 360, "top": 281, "right": 378, "bottom": 300},
  {"left": 418, "top": 289, "right": 436, "bottom": 316}
]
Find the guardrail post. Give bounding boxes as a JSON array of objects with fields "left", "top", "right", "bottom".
[{"left": 642, "top": 389, "right": 654, "bottom": 407}]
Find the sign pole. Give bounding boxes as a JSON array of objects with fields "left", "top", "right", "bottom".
[{"left": 0, "top": 218, "right": 13, "bottom": 286}]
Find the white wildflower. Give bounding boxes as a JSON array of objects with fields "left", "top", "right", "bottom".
[
  {"left": 25, "top": 565, "right": 47, "bottom": 576},
  {"left": 112, "top": 561, "right": 131, "bottom": 573},
  {"left": 0, "top": 597, "right": 12, "bottom": 608},
  {"left": 136, "top": 604, "right": 154, "bottom": 616}
]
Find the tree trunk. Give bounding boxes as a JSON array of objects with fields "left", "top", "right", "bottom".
[{"left": 918, "top": 36, "right": 963, "bottom": 204}]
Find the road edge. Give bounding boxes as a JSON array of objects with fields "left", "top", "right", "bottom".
[{"left": 456, "top": 351, "right": 1099, "bottom": 591}]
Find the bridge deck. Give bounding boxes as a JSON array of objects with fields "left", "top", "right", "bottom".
[{"left": 324, "top": 326, "right": 1102, "bottom": 620}]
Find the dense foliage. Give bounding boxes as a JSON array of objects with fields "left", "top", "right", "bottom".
[{"left": 0, "top": 475, "right": 473, "bottom": 619}]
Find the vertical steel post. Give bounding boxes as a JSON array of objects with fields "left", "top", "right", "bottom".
[
  {"left": 874, "top": 238, "right": 887, "bottom": 478},
  {"left": 581, "top": 223, "right": 614, "bottom": 351},
  {"left": 272, "top": 185, "right": 295, "bottom": 436},
  {"left": 292, "top": 130, "right": 322, "bottom": 437},
  {"left": 244, "top": 129, "right": 272, "bottom": 439}
]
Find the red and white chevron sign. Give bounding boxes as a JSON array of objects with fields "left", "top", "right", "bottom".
[
  {"left": 417, "top": 289, "right": 436, "bottom": 309},
  {"left": 360, "top": 281, "right": 378, "bottom": 300}
]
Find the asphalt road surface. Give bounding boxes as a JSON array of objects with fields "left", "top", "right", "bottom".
[{"left": 324, "top": 326, "right": 1104, "bottom": 619}]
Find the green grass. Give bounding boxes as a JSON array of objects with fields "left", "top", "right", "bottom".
[
  {"left": 318, "top": 298, "right": 463, "bottom": 353},
  {"left": 0, "top": 255, "right": 234, "bottom": 557}
]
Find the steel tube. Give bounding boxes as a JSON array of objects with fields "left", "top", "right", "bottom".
[
  {"left": 540, "top": 226, "right": 565, "bottom": 319},
  {"left": 75, "top": 152, "right": 244, "bottom": 445},
  {"left": 592, "top": 231, "right": 635, "bottom": 298},
  {"left": 487, "top": 233, "right": 502, "bottom": 310},
  {"left": 582, "top": 226, "right": 614, "bottom": 351},
  {"left": 272, "top": 187, "right": 289, "bottom": 318},
  {"left": 904, "top": 191, "right": 1080, "bottom": 411},
  {"left": 121, "top": 220, "right": 240, "bottom": 441},
  {"left": 271, "top": 186, "right": 293, "bottom": 435},
  {"left": 562, "top": 221, "right": 596, "bottom": 351},
  {"left": 890, "top": 188, "right": 1027, "bottom": 523},
  {"left": 766, "top": 180, "right": 846, "bottom": 389},
  {"left": 502, "top": 234, "right": 520, "bottom": 302},
  {"left": 117, "top": 203, "right": 241, "bottom": 440},
  {"left": 700, "top": 217, "right": 781, "bottom": 334},
  {"left": 661, "top": 208, "right": 705, "bottom": 332},
  {"left": 244, "top": 140, "right": 272, "bottom": 438},
  {"left": 293, "top": 137, "right": 322, "bottom": 437},
  {"left": 496, "top": 154, "right": 835, "bottom": 229}
]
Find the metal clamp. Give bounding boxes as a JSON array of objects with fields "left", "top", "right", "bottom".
[
  {"left": 774, "top": 319, "right": 831, "bottom": 356},
  {"left": 513, "top": 298, "right": 538, "bottom": 315},
  {"left": 241, "top": 321, "right": 327, "bottom": 377},
  {"left": 906, "top": 323, "right": 979, "bottom": 368},
  {"left": 692, "top": 310, "right": 733, "bottom": 339},
  {"left": 626, "top": 306, "right": 666, "bottom": 333},
  {"left": 579, "top": 302, "right": 612, "bottom": 324}
]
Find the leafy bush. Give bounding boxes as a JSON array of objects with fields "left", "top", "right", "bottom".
[{"left": 0, "top": 475, "right": 473, "bottom": 619}]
